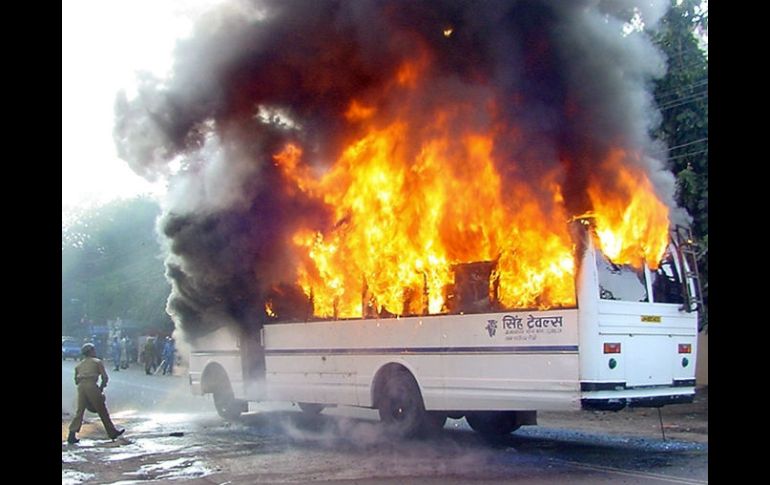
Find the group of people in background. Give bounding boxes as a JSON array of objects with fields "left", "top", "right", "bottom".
[
  {"left": 87, "top": 334, "right": 176, "bottom": 376},
  {"left": 141, "top": 336, "right": 176, "bottom": 376}
]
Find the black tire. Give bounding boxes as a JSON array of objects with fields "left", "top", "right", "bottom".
[
  {"left": 298, "top": 402, "right": 325, "bottom": 415},
  {"left": 377, "top": 369, "right": 429, "bottom": 439},
  {"left": 465, "top": 411, "right": 521, "bottom": 438},
  {"left": 213, "top": 386, "right": 246, "bottom": 420}
]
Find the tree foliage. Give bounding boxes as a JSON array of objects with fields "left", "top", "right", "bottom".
[
  {"left": 62, "top": 197, "right": 173, "bottom": 337},
  {"left": 652, "top": 0, "right": 708, "bottom": 329}
]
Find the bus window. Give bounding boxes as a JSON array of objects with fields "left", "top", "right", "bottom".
[
  {"left": 595, "top": 249, "right": 648, "bottom": 302},
  {"left": 651, "top": 248, "right": 685, "bottom": 304},
  {"left": 450, "top": 261, "right": 497, "bottom": 314}
]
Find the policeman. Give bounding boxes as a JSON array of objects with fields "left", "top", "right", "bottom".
[
  {"left": 142, "top": 337, "right": 156, "bottom": 375},
  {"left": 67, "top": 343, "right": 125, "bottom": 444}
]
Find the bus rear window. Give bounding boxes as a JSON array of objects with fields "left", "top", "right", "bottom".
[
  {"left": 651, "top": 248, "right": 685, "bottom": 304},
  {"left": 595, "top": 249, "right": 648, "bottom": 302}
]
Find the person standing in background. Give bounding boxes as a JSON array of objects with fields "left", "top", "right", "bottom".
[
  {"left": 162, "top": 337, "right": 176, "bottom": 375},
  {"left": 110, "top": 337, "right": 121, "bottom": 372},
  {"left": 142, "top": 337, "right": 156, "bottom": 375},
  {"left": 120, "top": 337, "right": 129, "bottom": 369}
]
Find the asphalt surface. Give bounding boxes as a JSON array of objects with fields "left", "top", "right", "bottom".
[{"left": 62, "top": 360, "right": 708, "bottom": 484}]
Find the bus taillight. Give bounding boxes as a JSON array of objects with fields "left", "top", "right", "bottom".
[{"left": 603, "top": 343, "right": 621, "bottom": 354}]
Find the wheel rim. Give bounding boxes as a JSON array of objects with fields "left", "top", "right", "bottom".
[{"left": 392, "top": 405, "right": 407, "bottom": 421}]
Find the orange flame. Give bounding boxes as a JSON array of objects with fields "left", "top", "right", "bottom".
[
  {"left": 272, "top": 60, "right": 670, "bottom": 318},
  {"left": 588, "top": 150, "right": 670, "bottom": 270},
  {"left": 345, "top": 100, "right": 376, "bottom": 122},
  {"left": 265, "top": 300, "right": 276, "bottom": 318}
]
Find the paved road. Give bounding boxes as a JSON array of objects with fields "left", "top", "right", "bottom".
[{"left": 62, "top": 360, "right": 708, "bottom": 484}]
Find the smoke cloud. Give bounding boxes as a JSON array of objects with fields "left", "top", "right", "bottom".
[{"left": 114, "top": 0, "right": 676, "bottom": 338}]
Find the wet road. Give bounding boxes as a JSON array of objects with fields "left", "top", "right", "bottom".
[{"left": 62, "top": 361, "right": 707, "bottom": 484}]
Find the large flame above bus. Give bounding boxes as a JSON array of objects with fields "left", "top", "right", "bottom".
[{"left": 273, "top": 54, "right": 669, "bottom": 319}]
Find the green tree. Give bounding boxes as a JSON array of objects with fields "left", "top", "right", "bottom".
[
  {"left": 652, "top": 0, "right": 708, "bottom": 330},
  {"left": 62, "top": 197, "right": 173, "bottom": 337}
]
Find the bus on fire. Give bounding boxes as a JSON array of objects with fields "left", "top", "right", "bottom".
[{"left": 187, "top": 218, "right": 701, "bottom": 438}]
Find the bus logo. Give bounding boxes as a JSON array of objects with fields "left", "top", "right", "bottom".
[{"left": 486, "top": 320, "right": 498, "bottom": 337}]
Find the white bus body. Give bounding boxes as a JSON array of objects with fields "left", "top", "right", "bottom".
[{"left": 189, "top": 224, "right": 700, "bottom": 437}]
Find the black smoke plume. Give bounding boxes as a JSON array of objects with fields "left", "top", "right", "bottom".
[{"left": 114, "top": 0, "right": 676, "bottom": 339}]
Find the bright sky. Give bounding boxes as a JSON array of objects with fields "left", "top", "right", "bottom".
[{"left": 62, "top": 0, "right": 223, "bottom": 217}]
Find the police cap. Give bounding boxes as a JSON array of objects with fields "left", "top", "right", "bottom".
[{"left": 81, "top": 343, "right": 96, "bottom": 356}]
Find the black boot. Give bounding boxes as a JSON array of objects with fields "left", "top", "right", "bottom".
[
  {"left": 110, "top": 429, "right": 125, "bottom": 440},
  {"left": 67, "top": 432, "right": 79, "bottom": 444}
]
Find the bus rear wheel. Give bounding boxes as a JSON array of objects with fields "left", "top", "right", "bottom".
[
  {"left": 466, "top": 411, "right": 521, "bottom": 439},
  {"left": 378, "top": 369, "right": 427, "bottom": 439}
]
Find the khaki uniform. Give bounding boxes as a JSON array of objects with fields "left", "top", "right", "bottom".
[{"left": 68, "top": 356, "right": 121, "bottom": 439}]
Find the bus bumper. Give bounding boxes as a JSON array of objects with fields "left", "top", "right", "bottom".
[{"left": 580, "top": 380, "right": 695, "bottom": 411}]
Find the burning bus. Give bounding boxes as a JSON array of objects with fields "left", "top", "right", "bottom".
[
  {"left": 112, "top": 1, "right": 704, "bottom": 438},
  {"left": 188, "top": 216, "right": 700, "bottom": 438}
]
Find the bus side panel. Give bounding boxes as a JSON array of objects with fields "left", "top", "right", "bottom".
[
  {"left": 266, "top": 354, "right": 442, "bottom": 408},
  {"left": 439, "top": 310, "right": 581, "bottom": 411},
  {"left": 264, "top": 318, "right": 444, "bottom": 407},
  {"left": 264, "top": 310, "right": 581, "bottom": 412},
  {"left": 265, "top": 354, "right": 361, "bottom": 406},
  {"left": 265, "top": 355, "right": 335, "bottom": 404},
  {"left": 437, "top": 354, "right": 581, "bottom": 411}
]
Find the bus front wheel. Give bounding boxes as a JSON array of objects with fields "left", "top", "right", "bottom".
[{"left": 213, "top": 386, "right": 246, "bottom": 420}]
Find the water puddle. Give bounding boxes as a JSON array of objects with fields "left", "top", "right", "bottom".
[
  {"left": 122, "top": 457, "right": 212, "bottom": 481},
  {"left": 61, "top": 469, "right": 94, "bottom": 485}
]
